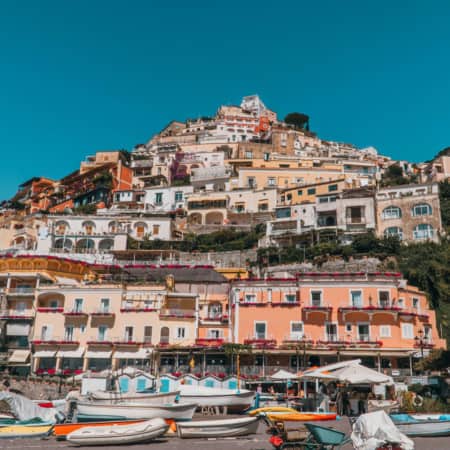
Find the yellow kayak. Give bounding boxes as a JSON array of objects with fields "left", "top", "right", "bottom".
[
  {"left": 0, "top": 424, "right": 53, "bottom": 439},
  {"left": 249, "top": 407, "right": 298, "bottom": 416},
  {"left": 266, "top": 412, "right": 337, "bottom": 422}
]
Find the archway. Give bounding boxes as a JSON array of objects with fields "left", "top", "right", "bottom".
[
  {"left": 76, "top": 238, "right": 95, "bottom": 252},
  {"left": 188, "top": 213, "right": 202, "bottom": 225},
  {"left": 99, "top": 239, "right": 114, "bottom": 252},
  {"left": 205, "top": 211, "right": 224, "bottom": 225}
]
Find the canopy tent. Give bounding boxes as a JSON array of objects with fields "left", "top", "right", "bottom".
[
  {"left": 332, "top": 364, "right": 393, "bottom": 385},
  {"left": 300, "top": 359, "right": 361, "bottom": 379},
  {"left": 270, "top": 369, "right": 299, "bottom": 380}
]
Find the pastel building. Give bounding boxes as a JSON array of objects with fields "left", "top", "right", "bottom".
[{"left": 231, "top": 273, "right": 446, "bottom": 376}]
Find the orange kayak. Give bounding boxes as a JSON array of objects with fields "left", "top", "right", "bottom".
[
  {"left": 53, "top": 420, "right": 145, "bottom": 438},
  {"left": 266, "top": 412, "right": 337, "bottom": 422}
]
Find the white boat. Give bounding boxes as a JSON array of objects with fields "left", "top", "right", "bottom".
[
  {"left": 66, "top": 418, "right": 168, "bottom": 446},
  {"left": 390, "top": 414, "right": 450, "bottom": 437},
  {"left": 86, "top": 390, "right": 180, "bottom": 405},
  {"left": 76, "top": 400, "right": 197, "bottom": 421},
  {"left": 178, "top": 385, "right": 254, "bottom": 412},
  {"left": 177, "top": 416, "right": 260, "bottom": 438}
]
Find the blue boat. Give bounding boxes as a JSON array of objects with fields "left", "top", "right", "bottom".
[{"left": 390, "top": 413, "right": 450, "bottom": 437}]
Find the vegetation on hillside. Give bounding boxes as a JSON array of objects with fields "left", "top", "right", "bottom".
[{"left": 284, "top": 112, "right": 310, "bottom": 131}]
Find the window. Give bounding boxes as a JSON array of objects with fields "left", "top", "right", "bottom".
[
  {"left": 384, "top": 227, "right": 403, "bottom": 240},
  {"left": 50, "top": 300, "right": 59, "bottom": 309},
  {"left": 412, "top": 203, "right": 432, "bottom": 217},
  {"left": 307, "top": 188, "right": 316, "bottom": 195},
  {"left": 401, "top": 323, "right": 414, "bottom": 339},
  {"left": 382, "top": 206, "right": 402, "bottom": 220},
  {"left": 152, "top": 224, "right": 160, "bottom": 236},
  {"left": 412, "top": 298, "right": 419, "bottom": 309},
  {"left": 144, "top": 326, "right": 152, "bottom": 343},
  {"left": 326, "top": 323, "right": 338, "bottom": 341},
  {"left": 297, "top": 190, "right": 303, "bottom": 196},
  {"left": 98, "top": 326, "right": 108, "bottom": 341},
  {"left": 124, "top": 326, "right": 134, "bottom": 341},
  {"left": 258, "top": 202, "right": 269, "bottom": 211},
  {"left": 155, "top": 193, "right": 163, "bottom": 205},
  {"left": 245, "top": 151, "right": 253, "bottom": 159},
  {"left": 413, "top": 224, "right": 433, "bottom": 240},
  {"left": 397, "top": 298, "right": 404, "bottom": 309},
  {"left": 254, "top": 322, "right": 266, "bottom": 339},
  {"left": 174, "top": 191, "right": 183, "bottom": 202},
  {"left": 345, "top": 324, "right": 352, "bottom": 333},
  {"left": 290, "top": 322, "right": 303, "bottom": 339},
  {"left": 80, "top": 325, "right": 86, "bottom": 334},
  {"left": 268, "top": 177, "right": 276, "bottom": 186},
  {"left": 244, "top": 294, "right": 256, "bottom": 303},
  {"left": 176, "top": 327, "right": 186, "bottom": 339},
  {"left": 351, "top": 291, "right": 362, "bottom": 307},
  {"left": 74, "top": 298, "right": 83, "bottom": 313},
  {"left": 247, "top": 177, "right": 256, "bottom": 188},
  {"left": 208, "top": 329, "right": 223, "bottom": 339},
  {"left": 379, "top": 291, "right": 390, "bottom": 307},
  {"left": 235, "top": 203, "right": 245, "bottom": 213},
  {"left": 311, "top": 291, "right": 322, "bottom": 306},
  {"left": 286, "top": 194, "right": 292, "bottom": 201},
  {"left": 379, "top": 325, "right": 391, "bottom": 338},
  {"left": 347, "top": 206, "right": 363, "bottom": 224},
  {"left": 65, "top": 326, "right": 74, "bottom": 341},
  {"left": 357, "top": 323, "right": 370, "bottom": 341},
  {"left": 100, "top": 298, "right": 110, "bottom": 313},
  {"left": 328, "top": 184, "right": 338, "bottom": 192},
  {"left": 285, "top": 294, "right": 297, "bottom": 303},
  {"left": 263, "top": 153, "right": 270, "bottom": 161},
  {"left": 41, "top": 325, "right": 52, "bottom": 341}
]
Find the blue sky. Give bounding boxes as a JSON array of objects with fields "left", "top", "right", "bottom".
[{"left": 1, "top": 1, "right": 449, "bottom": 199}]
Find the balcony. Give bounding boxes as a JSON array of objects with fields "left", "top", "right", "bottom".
[
  {"left": 87, "top": 338, "right": 113, "bottom": 346},
  {"left": 37, "top": 307, "right": 64, "bottom": 313},
  {"left": 195, "top": 338, "right": 224, "bottom": 348},
  {"left": 243, "top": 337, "right": 277, "bottom": 349},
  {"left": 302, "top": 305, "right": 332, "bottom": 319},
  {"left": 91, "top": 310, "right": 115, "bottom": 318},
  {"left": 32, "top": 337, "right": 79, "bottom": 345},
  {"left": 63, "top": 310, "right": 88, "bottom": 317},
  {"left": 120, "top": 306, "right": 158, "bottom": 313},
  {"left": 7, "top": 288, "right": 34, "bottom": 296},
  {"left": 201, "top": 314, "right": 229, "bottom": 323},
  {"left": 113, "top": 338, "right": 143, "bottom": 346},
  {"left": 399, "top": 309, "right": 430, "bottom": 321},
  {"left": 130, "top": 160, "right": 153, "bottom": 169},
  {"left": 281, "top": 336, "right": 314, "bottom": 348},
  {"left": 159, "top": 309, "right": 196, "bottom": 319},
  {"left": 339, "top": 304, "right": 401, "bottom": 319},
  {"left": 0, "top": 310, "right": 34, "bottom": 320}
]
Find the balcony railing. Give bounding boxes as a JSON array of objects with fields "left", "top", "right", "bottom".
[
  {"left": 91, "top": 310, "right": 115, "bottom": 317},
  {"left": 0, "top": 309, "right": 34, "bottom": 319},
  {"left": 243, "top": 337, "right": 277, "bottom": 348},
  {"left": 195, "top": 338, "right": 224, "bottom": 347},
  {"left": 63, "top": 310, "right": 88, "bottom": 316},
  {"left": 7, "top": 288, "right": 34, "bottom": 295},
  {"left": 113, "top": 337, "right": 143, "bottom": 345},
  {"left": 87, "top": 337, "right": 113, "bottom": 345},
  {"left": 37, "top": 307, "right": 64, "bottom": 313},
  {"left": 32, "top": 337, "right": 79, "bottom": 345},
  {"left": 159, "top": 309, "right": 196, "bottom": 319}
]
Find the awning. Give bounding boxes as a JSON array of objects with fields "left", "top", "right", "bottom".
[
  {"left": 8, "top": 350, "right": 30, "bottom": 363},
  {"left": 56, "top": 347, "right": 85, "bottom": 358},
  {"left": 6, "top": 323, "right": 30, "bottom": 336},
  {"left": 34, "top": 350, "right": 57, "bottom": 358},
  {"left": 85, "top": 350, "right": 112, "bottom": 359},
  {"left": 114, "top": 348, "right": 151, "bottom": 359},
  {"left": 270, "top": 369, "right": 299, "bottom": 380}
]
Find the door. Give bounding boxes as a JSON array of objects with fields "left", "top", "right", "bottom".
[
  {"left": 124, "top": 326, "right": 133, "bottom": 341},
  {"left": 358, "top": 324, "right": 370, "bottom": 341},
  {"left": 119, "top": 377, "right": 129, "bottom": 393},
  {"left": 351, "top": 291, "right": 362, "bottom": 307},
  {"left": 100, "top": 298, "right": 110, "bottom": 313},
  {"left": 326, "top": 323, "right": 338, "bottom": 342},
  {"left": 255, "top": 322, "right": 266, "bottom": 339}
]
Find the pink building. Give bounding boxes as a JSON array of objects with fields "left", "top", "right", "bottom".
[{"left": 231, "top": 273, "right": 446, "bottom": 377}]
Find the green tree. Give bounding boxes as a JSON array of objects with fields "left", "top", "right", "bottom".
[{"left": 284, "top": 112, "right": 310, "bottom": 130}]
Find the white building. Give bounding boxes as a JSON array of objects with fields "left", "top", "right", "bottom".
[
  {"left": 35, "top": 215, "right": 172, "bottom": 254},
  {"left": 144, "top": 186, "right": 194, "bottom": 213}
]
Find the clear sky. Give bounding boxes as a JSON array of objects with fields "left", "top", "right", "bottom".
[{"left": 1, "top": 1, "right": 449, "bottom": 199}]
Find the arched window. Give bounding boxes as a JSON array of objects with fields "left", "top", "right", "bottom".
[
  {"left": 413, "top": 224, "right": 433, "bottom": 240},
  {"left": 55, "top": 221, "right": 70, "bottom": 235},
  {"left": 412, "top": 203, "right": 432, "bottom": 217},
  {"left": 82, "top": 221, "right": 96, "bottom": 235},
  {"left": 382, "top": 206, "right": 402, "bottom": 220},
  {"left": 384, "top": 227, "right": 403, "bottom": 240}
]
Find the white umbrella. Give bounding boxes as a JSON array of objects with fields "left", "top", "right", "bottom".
[
  {"left": 270, "top": 369, "right": 298, "bottom": 380},
  {"left": 332, "top": 364, "right": 393, "bottom": 384}
]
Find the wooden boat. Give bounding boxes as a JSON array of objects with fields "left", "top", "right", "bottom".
[
  {"left": 53, "top": 419, "right": 145, "bottom": 438},
  {"left": 390, "top": 414, "right": 450, "bottom": 437},
  {"left": 86, "top": 390, "right": 180, "bottom": 405},
  {"left": 178, "top": 385, "right": 254, "bottom": 412},
  {"left": 0, "top": 424, "right": 53, "bottom": 439},
  {"left": 249, "top": 406, "right": 298, "bottom": 416},
  {"left": 76, "top": 400, "right": 197, "bottom": 421},
  {"left": 177, "top": 416, "right": 260, "bottom": 438},
  {"left": 264, "top": 412, "right": 337, "bottom": 422},
  {"left": 66, "top": 418, "right": 168, "bottom": 446}
]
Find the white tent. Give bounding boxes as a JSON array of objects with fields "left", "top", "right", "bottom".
[
  {"left": 270, "top": 369, "right": 299, "bottom": 380},
  {"left": 332, "top": 364, "right": 393, "bottom": 385}
]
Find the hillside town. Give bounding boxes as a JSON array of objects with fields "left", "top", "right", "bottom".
[{"left": 0, "top": 94, "right": 448, "bottom": 384}]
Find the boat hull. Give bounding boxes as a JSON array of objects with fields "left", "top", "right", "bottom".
[
  {"left": 265, "top": 412, "right": 337, "bottom": 422},
  {"left": 391, "top": 415, "right": 450, "bottom": 437},
  {"left": 53, "top": 420, "right": 145, "bottom": 438},
  {"left": 177, "top": 416, "right": 260, "bottom": 438},
  {"left": 0, "top": 424, "right": 53, "bottom": 439},
  {"left": 178, "top": 386, "right": 254, "bottom": 412},
  {"left": 66, "top": 418, "right": 168, "bottom": 446},
  {"left": 76, "top": 401, "right": 197, "bottom": 421},
  {"left": 86, "top": 390, "right": 179, "bottom": 405}
]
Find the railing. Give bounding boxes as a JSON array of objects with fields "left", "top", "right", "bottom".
[
  {"left": 32, "top": 336, "right": 79, "bottom": 344},
  {"left": 0, "top": 309, "right": 34, "bottom": 319},
  {"left": 8, "top": 288, "right": 34, "bottom": 295},
  {"left": 37, "top": 307, "right": 64, "bottom": 313},
  {"left": 87, "top": 337, "right": 113, "bottom": 345},
  {"left": 64, "top": 309, "right": 88, "bottom": 316},
  {"left": 91, "top": 309, "right": 115, "bottom": 316},
  {"left": 159, "top": 309, "right": 196, "bottom": 318}
]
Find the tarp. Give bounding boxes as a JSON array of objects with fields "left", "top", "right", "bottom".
[
  {"left": 34, "top": 350, "right": 57, "bottom": 358},
  {"left": 0, "top": 392, "right": 62, "bottom": 424},
  {"left": 56, "top": 347, "right": 85, "bottom": 358},
  {"left": 270, "top": 369, "right": 298, "bottom": 380},
  {"left": 85, "top": 350, "right": 112, "bottom": 359},
  {"left": 332, "top": 364, "right": 394, "bottom": 385},
  {"left": 8, "top": 349, "right": 30, "bottom": 363},
  {"left": 114, "top": 348, "right": 150, "bottom": 359},
  {"left": 351, "top": 410, "right": 414, "bottom": 450}
]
